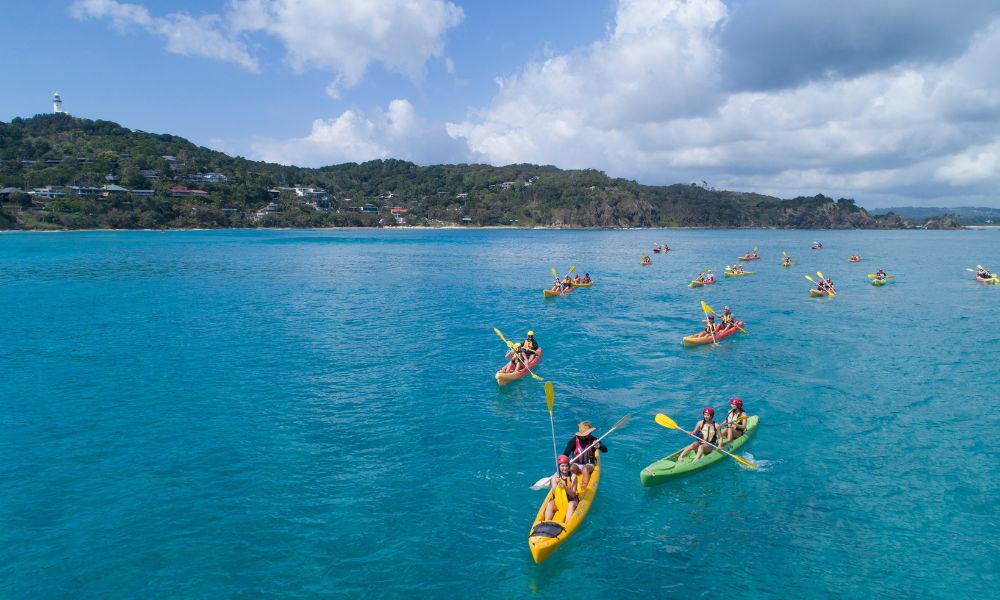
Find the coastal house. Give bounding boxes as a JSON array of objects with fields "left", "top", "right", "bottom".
[
  {"left": 378, "top": 192, "right": 396, "bottom": 200},
  {"left": 199, "top": 172, "right": 228, "bottom": 184},
  {"left": 101, "top": 184, "right": 130, "bottom": 197},
  {"left": 0, "top": 187, "right": 23, "bottom": 200},
  {"left": 130, "top": 189, "right": 155, "bottom": 197},
  {"left": 169, "top": 185, "right": 208, "bottom": 198},
  {"left": 456, "top": 193, "right": 468, "bottom": 199},
  {"left": 67, "top": 186, "right": 102, "bottom": 197},
  {"left": 499, "top": 181, "right": 517, "bottom": 190},
  {"left": 140, "top": 169, "right": 159, "bottom": 180},
  {"left": 29, "top": 186, "right": 66, "bottom": 199},
  {"left": 390, "top": 207, "right": 409, "bottom": 215}
]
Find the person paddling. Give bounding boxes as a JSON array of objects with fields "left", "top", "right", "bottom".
[
  {"left": 573, "top": 274, "right": 582, "bottom": 284},
  {"left": 550, "top": 279, "right": 562, "bottom": 293},
  {"left": 562, "top": 275, "right": 573, "bottom": 291},
  {"left": 704, "top": 313, "right": 718, "bottom": 334},
  {"left": 677, "top": 408, "right": 721, "bottom": 463},
  {"left": 721, "top": 306, "right": 734, "bottom": 328},
  {"left": 581, "top": 273, "right": 592, "bottom": 284},
  {"left": 977, "top": 266, "right": 993, "bottom": 279},
  {"left": 521, "top": 331, "right": 540, "bottom": 358},
  {"left": 721, "top": 398, "right": 748, "bottom": 444},
  {"left": 544, "top": 455, "right": 579, "bottom": 523},
  {"left": 641, "top": 255, "right": 652, "bottom": 265},
  {"left": 502, "top": 343, "right": 527, "bottom": 373},
  {"left": 563, "top": 421, "right": 606, "bottom": 489},
  {"left": 783, "top": 256, "right": 792, "bottom": 267},
  {"left": 875, "top": 268, "right": 887, "bottom": 282},
  {"left": 825, "top": 277, "right": 836, "bottom": 293}
]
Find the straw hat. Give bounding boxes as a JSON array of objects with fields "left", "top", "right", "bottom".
[{"left": 577, "top": 421, "right": 596, "bottom": 436}]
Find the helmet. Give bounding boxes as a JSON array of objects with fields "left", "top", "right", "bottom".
[
  {"left": 703, "top": 407, "right": 715, "bottom": 417},
  {"left": 557, "top": 455, "right": 570, "bottom": 465},
  {"left": 723, "top": 305, "right": 730, "bottom": 311},
  {"left": 514, "top": 343, "right": 522, "bottom": 349},
  {"left": 708, "top": 314, "right": 715, "bottom": 320},
  {"left": 730, "top": 397, "right": 743, "bottom": 409},
  {"left": 527, "top": 331, "right": 534, "bottom": 336}
]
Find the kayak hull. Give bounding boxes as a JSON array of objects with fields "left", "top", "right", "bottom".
[
  {"left": 570, "top": 282, "right": 593, "bottom": 287},
  {"left": 640, "top": 417, "right": 759, "bottom": 486},
  {"left": 543, "top": 286, "right": 576, "bottom": 297},
  {"left": 495, "top": 349, "right": 542, "bottom": 385},
  {"left": 871, "top": 278, "right": 887, "bottom": 286},
  {"left": 682, "top": 321, "right": 744, "bottom": 346},
  {"left": 976, "top": 275, "right": 999, "bottom": 284},
  {"left": 738, "top": 256, "right": 760, "bottom": 261},
  {"left": 688, "top": 279, "right": 716, "bottom": 287},
  {"left": 809, "top": 288, "right": 833, "bottom": 297},
  {"left": 528, "top": 452, "right": 601, "bottom": 564},
  {"left": 848, "top": 258, "right": 861, "bottom": 263},
  {"left": 723, "top": 271, "right": 753, "bottom": 277}
]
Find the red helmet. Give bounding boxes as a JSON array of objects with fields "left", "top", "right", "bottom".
[
  {"left": 703, "top": 407, "right": 715, "bottom": 417},
  {"left": 708, "top": 314, "right": 715, "bottom": 320},
  {"left": 730, "top": 397, "right": 743, "bottom": 409},
  {"left": 557, "top": 455, "right": 570, "bottom": 465}
]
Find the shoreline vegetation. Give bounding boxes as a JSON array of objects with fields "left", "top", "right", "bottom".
[{"left": 1, "top": 113, "right": 965, "bottom": 231}]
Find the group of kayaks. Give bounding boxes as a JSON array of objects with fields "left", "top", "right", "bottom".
[{"left": 542, "top": 266, "right": 594, "bottom": 297}]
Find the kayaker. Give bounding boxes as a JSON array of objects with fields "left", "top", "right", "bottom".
[
  {"left": 573, "top": 274, "right": 582, "bottom": 284},
  {"left": 677, "top": 408, "right": 721, "bottom": 463},
  {"left": 641, "top": 255, "right": 652, "bottom": 265},
  {"left": 825, "top": 277, "right": 835, "bottom": 292},
  {"left": 782, "top": 256, "right": 792, "bottom": 267},
  {"left": 721, "top": 306, "right": 734, "bottom": 328},
  {"left": 563, "top": 421, "right": 606, "bottom": 489},
  {"left": 522, "top": 331, "right": 540, "bottom": 357},
  {"left": 705, "top": 271, "right": 715, "bottom": 283},
  {"left": 562, "top": 276, "right": 573, "bottom": 290},
  {"left": 581, "top": 273, "right": 592, "bottom": 284},
  {"left": 550, "top": 279, "right": 562, "bottom": 293},
  {"left": 544, "top": 455, "right": 579, "bottom": 523},
  {"left": 977, "top": 266, "right": 992, "bottom": 279},
  {"left": 704, "top": 313, "right": 718, "bottom": 333},
  {"left": 502, "top": 343, "right": 527, "bottom": 373},
  {"left": 721, "top": 398, "right": 748, "bottom": 443}
]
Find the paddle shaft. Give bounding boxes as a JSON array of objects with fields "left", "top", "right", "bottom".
[{"left": 678, "top": 424, "right": 750, "bottom": 465}]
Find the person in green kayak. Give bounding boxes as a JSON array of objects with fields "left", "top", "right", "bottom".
[
  {"left": 544, "top": 455, "right": 579, "bottom": 523},
  {"left": 677, "top": 408, "right": 721, "bottom": 463},
  {"left": 521, "top": 331, "right": 540, "bottom": 358},
  {"left": 721, "top": 398, "right": 748, "bottom": 444},
  {"left": 563, "top": 421, "right": 605, "bottom": 489}
]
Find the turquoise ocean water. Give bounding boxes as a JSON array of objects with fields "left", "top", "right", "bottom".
[{"left": 1, "top": 228, "right": 998, "bottom": 597}]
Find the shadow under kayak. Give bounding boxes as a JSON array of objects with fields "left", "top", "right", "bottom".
[{"left": 640, "top": 416, "right": 759, "bottom": 486}]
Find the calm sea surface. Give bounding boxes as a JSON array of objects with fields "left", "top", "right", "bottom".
[{"left": 1, "top": 228, "right": 998, "bottom": 598}]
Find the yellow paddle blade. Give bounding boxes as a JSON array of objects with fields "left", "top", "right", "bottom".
[
  {"left": 530, "top": 371, "right": 544, "bottom": 381},
  {"left": 551, "top": 267, "right": 558, "bottom": 280},
  {"left": 568, "top": 265, "right": 576, "bottom": 274},
  {"left": 867, "top": 274, "right": 876, "bottom": 278},
  {"left": 654, "top": 413, "right": 679, "bottom": 430},
  {"left": 700, "top": 300, "right": 714, "bottom": 314},
  {"left": 966, "top": 268, "right": 975, "bottom": 272},
  {"left": 817, "top": 271, "right": 825, "bottom": 279},
  {"left": 493, "top": 327, "right": 508, "bottom": 343},
  {"left": 732, "top": 454, "right": 756, "bottom": 469},
  {"left": 544, "top": 381, "right": 554, "bottom": 413},
  {"left": 805, "top": 275, "right": 815, "bottom": 282},
  {"left": 554, "top": 486, "right": 568, "bottom": 512}
]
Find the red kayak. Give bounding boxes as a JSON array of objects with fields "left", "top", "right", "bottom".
[
  {"left": 495, "top": 349, "right": 542, "bottom": 385},
  {"left": 682, "top": 321, "right": 744, "bottom": 346},
  {"left": 738, "top": 255, "right": 760, "bottom": 261}
]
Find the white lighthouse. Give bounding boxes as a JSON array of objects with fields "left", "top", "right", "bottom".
[{"left": 53, "top": 92, "right": 64, "bottom": 114}]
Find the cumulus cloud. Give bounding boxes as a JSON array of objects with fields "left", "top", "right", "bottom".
[
  {"left": 70, "top": 0, "right": 259, "bottom": 71},
  {"left": 71, "top": 0, "right": 463, "bottom": 91},
  {"left": 446, "top": 0, "right": 1000, "bottom": 205},
  {"left": 251, "top": 99, "right": 465, "bottom": 167}
]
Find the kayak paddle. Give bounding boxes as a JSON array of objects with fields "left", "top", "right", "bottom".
[
  {"left": 545, "top": 381, "right": 558, "bottom": 470},
  {"left": 530, "top": 413, "right": 632, "bottom": 490},
  {"left": 816, "top": 271, "right": 836, "bottom": 295},
  {"left": 493, "top": 327, "right": 543, "bottom": 381},
  {"left": 654, "top": 413, "right": 756, "bottom": 469},
  {"left": 700, "top": 300, "right": 719, "bottom": 346}
]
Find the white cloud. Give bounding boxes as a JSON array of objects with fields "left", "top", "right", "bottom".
[
  {"left": 73, "top": 0, "right": 464, "bottom": 92},
  {"left": 446, "top": 0, "right": 1000, "bottom": 205},
  {"left": 251, "top": 99, "right": 464, "bottom": 167},
  {"left": 70, "top": 0, "right": 259, "bottom": 71}
]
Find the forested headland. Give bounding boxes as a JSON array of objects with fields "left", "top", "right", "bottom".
[{"left": 0, "top": 113, "right": 945, "bottom": 230}]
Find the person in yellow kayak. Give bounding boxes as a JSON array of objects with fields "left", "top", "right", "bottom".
[
  {"left": 677, "top": 408, "right": 721, "bottom": 463},
  {"left": 581, "top": 273, "right": 592, "bottom": 284},
  {"left": 782, "top": 255, "right": 792, "bottom": 267},
  {"left": 572, "top": 274, "right": 582, "bottom": 284},
  {"left": 561, "top": 275, "right": 573, "bottom": 291},
  {"left": 705, "top": 270, "right": 715, "bottom": 283},
  {"left": 720, "top": 398, "right": 748, "bottom": 443},
  {"left": 641, "top": 255, "right": 652, "bottom": 265},
  {"left": 521, "top": 331, "right": 540, "bottom": 358},
  {"left": 544, "top": 455, "right": 580, "bottom": 522},
  {"left": 825, "top": 276, "right": 836, "bottom": 292},
  {"left": 563, "top": 421, "right": 605, "bottom": 489},
  {"left": 730, "top": 264, "right": 744, "bottom": 275},
  {"left": 550, "top": 278, "right": 562, "bottom": 293}
]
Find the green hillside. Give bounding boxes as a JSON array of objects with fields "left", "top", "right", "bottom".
[{"left": 1, "top": 113, "right": 918, "bottom": 230}]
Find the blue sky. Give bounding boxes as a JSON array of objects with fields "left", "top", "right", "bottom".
[{"left": 3, "top": 1, "right": 1000, "bottom": 208}]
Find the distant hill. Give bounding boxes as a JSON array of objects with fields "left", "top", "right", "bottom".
[
  {"left": 871, "top": 206, "right": 1000, "bottom": 224},
  {"left": 1, "top": 113, "right": 923, "bottom": 230}
]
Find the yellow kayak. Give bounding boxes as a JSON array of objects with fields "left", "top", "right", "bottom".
[
  {"left": 723, "top": 271, "right": 753, "bottom": 277},
  {"left": 571, "top": 282, "right": 593, "bottom": 287},
  {"left": 528, "top": 452, "right": 601, "bottom": 564}
]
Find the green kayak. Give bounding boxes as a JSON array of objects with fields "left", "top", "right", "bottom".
[{"left": 640, "top": 416, "right": 759, "bottom": 486}]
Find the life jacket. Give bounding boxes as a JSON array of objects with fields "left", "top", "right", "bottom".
[
  {"left": 555, "top": 473, "right": 578, "bottom": 499},
  {"left": 696, "top": 420, "right": 718, "bottom": 443},
  {"left": 727, "top": 409, "right": 746, "bottom": 431}
]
